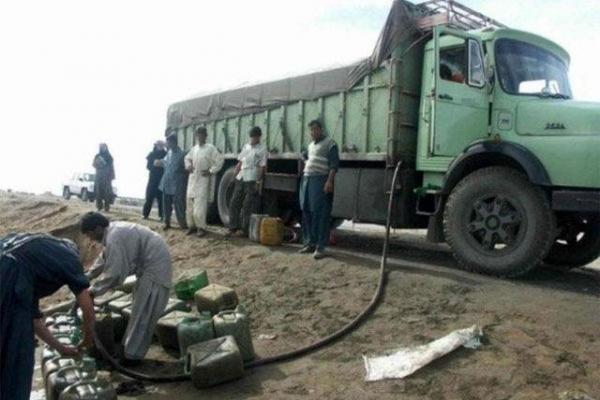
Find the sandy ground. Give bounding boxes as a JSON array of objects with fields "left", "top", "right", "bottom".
[{"left": 1, "top": 191, "right": 598, "bottom": 400}]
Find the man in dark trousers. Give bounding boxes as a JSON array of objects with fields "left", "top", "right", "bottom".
[
  {"left": 0, "top": 233, "right": 96, "bottom": 400},
  {"left": 227, "top": 126, "right": 267, "bottom": 237},
  {"left": 143, "top": 140, "right": 167, "bottom": 220},
  {"left": 298, "top": 120, "right": 339, "bottom": 259},
  {"left": 156, "top": 134, "right": 188, "bottom": 230}
]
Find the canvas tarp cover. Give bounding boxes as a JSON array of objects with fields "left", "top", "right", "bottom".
[{"left": 167, "top": 0, "right": 424, "bottom": 130}]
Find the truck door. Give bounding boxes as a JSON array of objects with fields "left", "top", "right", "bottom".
[{"left": 432, "top": 27, "right": 488, "bottom": 156}]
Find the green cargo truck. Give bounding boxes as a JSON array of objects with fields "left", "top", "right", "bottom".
[{"left": 166, "top": 0, "right": 600, "bottom": 277}]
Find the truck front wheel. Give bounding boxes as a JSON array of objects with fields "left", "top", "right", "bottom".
[
  {"left": 544, "top": 214, "right": 600, "bottom": 269},
  {"left": 444, "top": 167, "right": 554, "bottom": 278},
  {"left": 217, "top": 166, "right": 237, "bottom": 227}
]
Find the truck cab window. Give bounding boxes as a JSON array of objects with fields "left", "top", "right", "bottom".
[{"left": 439, "top": 46, "right": 466, "bottom": 84}]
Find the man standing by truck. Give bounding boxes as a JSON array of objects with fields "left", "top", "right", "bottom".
[
  {"left": 299, "top": 120, "right": 339, "bottom": 259},
  {"left": 143, "top": 140, "right": 167, "bottom": 220},
  {"left": 228, "top": 126, "right": 268, "bottom": 237},
  {"left": 184, "top": 127, "right": 224, "bottom": 237},
  {"left": 156, "top": 134, "right": 188, "bottom": 231}
]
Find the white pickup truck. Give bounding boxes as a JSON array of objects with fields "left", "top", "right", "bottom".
[{"left": 62, "top": 172, "right": 117, "bottom": 202}]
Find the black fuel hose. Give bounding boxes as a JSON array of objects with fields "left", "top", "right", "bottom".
[{"left": 90, "top": 160, "right": 403, "bottom": 381}]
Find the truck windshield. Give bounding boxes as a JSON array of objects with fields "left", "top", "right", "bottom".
[{"left": 495, "top": 39, "right": 572, "bottom": 98}]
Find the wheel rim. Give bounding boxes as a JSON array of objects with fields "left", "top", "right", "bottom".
[
  {"left": 465, "top": 194, "right": 526, "bottom": 255},
  {"left": 554, "top": 216, "right": 596, "bottom": 250}
]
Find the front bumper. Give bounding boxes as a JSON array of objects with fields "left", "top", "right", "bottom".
[{"left": 552, "top": 190, "right": 600, "bottom": 212}]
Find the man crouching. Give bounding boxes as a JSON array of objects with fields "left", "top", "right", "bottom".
[{"left": 80, "top": 212, "right": 173, "bottom": 365}]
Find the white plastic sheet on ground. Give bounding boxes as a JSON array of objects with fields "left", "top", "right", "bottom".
[{"left": 363, "top": 325, "right": 483, "bottom": 381}]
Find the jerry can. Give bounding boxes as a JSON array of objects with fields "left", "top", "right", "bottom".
[
  {"left": 161, "top": 297, "right": 190, "bottom": 316},
  {"left": 43, "top": 335, "right": 73, "bottom": 368},
  {"left": 249, "top": 214, "right": 269, "bottom": 242},
  {"left": 49, "top": 323, "right": 77, "bottom": 336},
  {"left": 213, "top": 306, "right": 255, "bottom": 361},
  {"left": 47, "top": 363, "right": 96, "bottom": 400},
  {"left": 43, "top": 356, "right": 77, "bottom": 384},
  {"left": 47, "top": 313, "right": 78, "bottom": 329},
  {"left": 59, "top": 379, "right": 117, "bottom": 400},
  {"left": 76, "top": 306, "right": 101, "bottom": 321},
  {"left": 185, "top": 336, "right": 244, "bottom": 389},
  {"left": 155, "top": 311, "right": 199, "bottom": 351},
  {"left": 122, "top": 298, "right": 187, "bottom": 319},
  {"left": 117, "top": 275, "right": 137, "bottom": 293},
  {"left": 195, "top": 284, "right": 238, "bottom": 315},
  {"left": 177, "top": 312, "right": 215, "bottom": 358},
  {"left": 259, "top": 217, "right": 284, "bottom": 246},
  {"left": 93, "top": 290, "right": 127, "bottom": 308},
  {"left": 175, "top": 271, "right": 209, "bottom": 301},
  {"left": 107, "top": 293, "right": 133, "bottom": 314}
]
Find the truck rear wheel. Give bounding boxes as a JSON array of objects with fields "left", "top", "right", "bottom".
[
  {"left": 63, "top": 187, "right": 71, "bottom": 200},
  {"left": 81, "top": 188, "right": 89, "bottom": 202},
  {"left": 544, "top": 214, "right": 600, "bottom": 268},
  {"left": 217, "top": 167, "right": 237, "bottom": 227},
  {"left": 444, "top": 167, "right": 554, "bottom": 278}
]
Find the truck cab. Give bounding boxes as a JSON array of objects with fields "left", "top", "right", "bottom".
[{"left": 417, "top": 25, "right": 600, "bottom": 276}]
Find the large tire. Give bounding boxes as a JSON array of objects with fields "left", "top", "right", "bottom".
[
  {"left": 81, "top": 188, "right": 89, "bottom": 202},
  {"left": 444, "top": 167, "right": 554, "bottom": 278},
  {"left": 217, "top": 167, "right": 237, "bottom": 227},
  {"left": 63, "top": 187, "right": 71, "bottom": 200},
  {"left": 544, "top": 214, "right": 600, "bottom": 268}
]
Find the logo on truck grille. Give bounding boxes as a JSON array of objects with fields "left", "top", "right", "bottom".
[{"left": 545, "top": 122, "right": 566, "bottom": 130}]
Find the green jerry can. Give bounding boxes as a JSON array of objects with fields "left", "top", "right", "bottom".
[
  {"left": 42, "top": 335, "right": 73, "bottom": 372},
  {"left": 107, "top": 293, "right": 133, "bottom": 314},
  {"left": 117, "top": 275, "right": 137, "bottom": 293},
  {"left": 249, "top": 214, "right": 269, "bottom": 242},
  {"left": 177, "top": 312, "right": 215, "bottom": 358},
  {"left": 195, "top": 284, "right": 239, "bottom": 315},
  {"left": 155, "top": 311, "right": 199, "bottom": 351},
  {"left": 185, "top": 336, "right": 244, "bottom": 389},
  {"left": 43, "top": 356, "right": 78, "bottom": 384},
  {"left": 213, "top": 306, "right": 255, "bottom": 361},
  {"left": 76, "top": 306, "right": 101, "bottom": 321},
  {"left": 175, "top": 271, "right": 209, "bottom": 301},
  {"left": 58, "top": 378, "right": 117, "bottom": 400},
  {"left": 47, "top": 362, "right": 96, "bottom": 400},
  {"left": 123, "top": 298, "right": 188, "bottom": 319},
  {"left": 93, "top": 290, "right": 127, "bottom": 308},
  {"left": 162, "top": 297, "right": 191, "bottom": 316}
]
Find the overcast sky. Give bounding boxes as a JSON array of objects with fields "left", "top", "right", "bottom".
[{"left": 0, "top": 0, "right": 598, "bottom": 198}]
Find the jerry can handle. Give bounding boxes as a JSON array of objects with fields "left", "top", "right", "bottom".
[
  {"left": 61, "top": 379, "right": 111, "bottom": 398},
  {"left": 56, "top": 365, "right": 85, "bottom": 379},
  {"left": 217, "top": 310, "right": 237, "bottom": 320}
]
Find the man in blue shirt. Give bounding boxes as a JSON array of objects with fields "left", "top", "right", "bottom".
[
  {"left": 0, "top": 233, "right": 96, "bottom": 400},
  {"left": 156, "top": 134, "right": 188, "bottom": 230},
  {"left": 299, "top": 120, "right": 340, "bottom": 259}
]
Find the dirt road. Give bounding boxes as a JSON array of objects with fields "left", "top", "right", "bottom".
[{"left": 1, "top": 191, "right": 598, "bottom": 400}]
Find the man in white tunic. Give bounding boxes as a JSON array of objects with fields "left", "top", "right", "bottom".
[
  {"left": 184, "top": 127, "right": 224, "bottom": 237},
  {"left": 80, "top": 212, "right": 172, "bottom": 364},
  {"left": 227, "top": 126, "right": 268, "bottom": 237}
]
